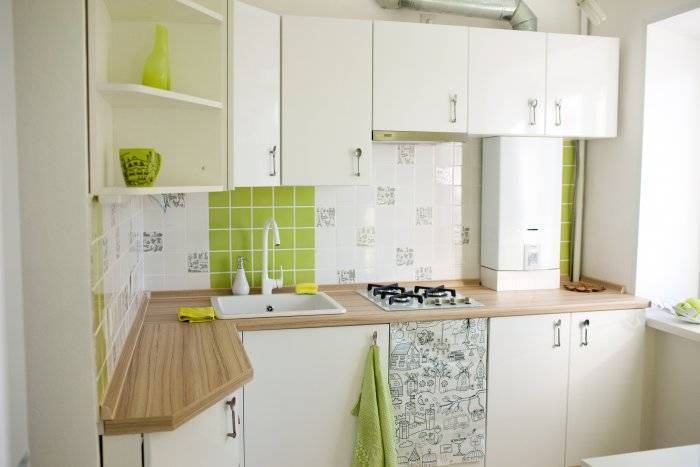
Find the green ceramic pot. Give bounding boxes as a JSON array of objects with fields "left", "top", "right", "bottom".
[{"left": 119, "top": 148, "right": 162, "bottom": 187}]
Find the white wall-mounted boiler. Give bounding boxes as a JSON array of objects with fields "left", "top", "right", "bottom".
[{"left": 481, "top": 137, "right": 563, "bottom": 291}]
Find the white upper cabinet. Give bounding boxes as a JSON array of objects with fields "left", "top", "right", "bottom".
[
  {"left": 281, "top": 15, "right": 372, "bottom": 186},
  {"left": 566, "top": 309, "right": 645, "bottom": 466},
  {"left": 546, "top": 33, "right": 619, "bottom": 138},
  {"left": 373, "top": 21, "right": 468, "bottom": 133},
  {"left": 468, "top": 27, "right": 546, "bottom": 136},
  {"left": 487, "top": 314, "right": 570, "bottom": 467},
  {"left": 230, "top": 1, "right": 280, "bottom": 187}
]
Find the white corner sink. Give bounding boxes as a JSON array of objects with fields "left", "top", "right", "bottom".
[{"left": 211, "top": 292, "right": 346, "bottom": 319}]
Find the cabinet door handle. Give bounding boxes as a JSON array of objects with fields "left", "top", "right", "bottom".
[
  {"left": 528, "top": 98, "right": 538, "bottom": 126},
  {"left": 553, "top": 318, "right": 562, "bottom": 348},
  {"left": 449, "top": 94, "right": 458, "bottom": 123},
  {"left": 555, "top": 99, "right": 562, "bottom": 126},
  {"left": 353, "top": 148, "right": 362, "bottom": 177},
  {"left": 580, "top": 319, "right": 590, "bottom": 347},
  {"left": 226, "top": 397, "right": 237, "bottom": 439},
  {"left": 269, "top": 146, "right": 277, "bottom": 177}
]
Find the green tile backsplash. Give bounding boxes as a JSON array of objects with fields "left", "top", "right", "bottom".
[
  {"left": 209, "top": 187, "right": 316, "bottom": 289},
  {"left": 561, "top": 140, "right": 576, "bottom": 277}
]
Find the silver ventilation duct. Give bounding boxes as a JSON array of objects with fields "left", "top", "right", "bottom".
[{"left": 376, "top": 0, "right": 538, "bottom": 31}]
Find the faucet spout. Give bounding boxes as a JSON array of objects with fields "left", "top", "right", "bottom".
[{"left": 262, "top": 218, "right": 283, "bottom": 295}]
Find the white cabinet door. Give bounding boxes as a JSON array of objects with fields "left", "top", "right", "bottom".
[
  {"left": 281, "top": 15, "right": 372, "bottom": 185},
  {"left": 487, "top": 314, "right": 570, "bottom": 467},
  {"left": 373, "top": 21, "right": 468, "bottom": 133},
  {"left": 145, "top": 389, "right": 243, "bottom": 467},
  {"left": 546, "top": 33, "right": 619, "bottom": 138},
  {"left": 230, "top": 0, "right": 280, "bottom": 187},
  {"left": 468, "top": 28, "right": 546, "bottom": 136},
  {"left": 566, "top": 309, "right": 645, "bottom": 466},
  {"left": 243, "top": 324, "right": 390, "bottom": 467}
]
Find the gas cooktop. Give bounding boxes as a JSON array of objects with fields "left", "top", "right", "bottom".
[{"left": 359, "top": 283, "right": 485, "bottom": 312}]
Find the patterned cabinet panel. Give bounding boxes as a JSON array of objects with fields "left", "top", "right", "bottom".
[{"left": 389, "top": 319, "right": 488, "bottom": 467}]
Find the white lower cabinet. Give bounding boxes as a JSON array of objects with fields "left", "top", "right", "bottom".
[
  {"left": 486, "top": 309, "right": 645, "bottom": 467},
  {"left": 144, "top": 388, "right": 244, "bottom": 467},
  {"left": 487, "top": 313, "right": 570, "bottom": 467},
  {"left": 565, "top": 310, "right": 645, "bottom": 466},
  {"left": 242, "top": 324, "right": 390, "bottom": 467}
]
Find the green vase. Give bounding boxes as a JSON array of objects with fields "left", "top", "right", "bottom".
[{"left": 142, "top": 24, "right": 171, "bottom": 90}]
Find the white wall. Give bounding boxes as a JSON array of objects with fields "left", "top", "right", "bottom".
[
  {"left": 635, "top": 13, "right": 700, "bottom": 304},
  {"left": 242, "top": 0, "right": 580, "bottom": 33},
  {"left": 13, "top": 0, "right": 100, "bottom": 465},
  {"left": 0, "top": 0, "right": 29, "bottom": 465},
  {"left": 583, "top": 0, "right": 700, "bottom": 292}
]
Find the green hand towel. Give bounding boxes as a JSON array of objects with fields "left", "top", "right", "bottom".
[
  {"left": 351, "top": 345, "right": 397, "bottom": 467},
  {"left": 178, "top": 306, "right": 216, "bottom": 323}
]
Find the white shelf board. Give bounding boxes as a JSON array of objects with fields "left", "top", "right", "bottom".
[
  {"left": 104, "top": 0, "right": 223, "bottom": 24},
  {"left": 97, "top": 185, "right": 224, "bottom": 196},
  {"left": 646, "top": 307, "right": 700, "bottom": 343},
  {"left": 98, "top": 83, "right": 223, "bottom": 110}
]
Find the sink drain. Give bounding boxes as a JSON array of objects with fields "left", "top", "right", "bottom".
[{"left": 266, "top": 305, "right": 274, "bottom": 312}]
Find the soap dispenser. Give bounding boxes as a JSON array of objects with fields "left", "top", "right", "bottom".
[{"left": 232, "top": 256, "right": 250, "bottom": 296}]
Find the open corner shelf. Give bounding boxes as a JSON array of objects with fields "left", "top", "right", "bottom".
[
  {"left": 98, "top": 83, "right": 223, "bottom": 110},
  {"left": 104, "top": 0, "right": 223, "bottom": 24},
  {"left": 97, "top": 185, "right": 224, "bottom": 197}
]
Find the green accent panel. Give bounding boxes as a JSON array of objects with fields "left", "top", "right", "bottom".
[
  {"left": 253, "top": 207, "right": 274, "bottom": 228},
  {"left": 275, "top": 207, "right": 294, "bottom": 228},
  {"left": 295, "top": 249, "right": 315, "bottom": 270},
  {"left": 90, "top": 241, "right": 103, "bottom": 288},
  {"left": 252, "top": 229, "right": 263, "bottom": 250},
  {"left": 231, "top": 187, "right": 251, "bottom": 207},
  {"left": 295, "top": 207, "right": 315, "bottom": 227},
  {"left": 95, "top": 326, "right": 106, "bottom": 371},
  {"left": 209, "top": 208, "right": 229, "bottom": 229},
  {"left": 295, "top": 186, "right": 315, "bottom": 206},
  {"left": 97, "top": 365, "right": 108, "bottom": 404},
  {"left": 274, "top": 186, "right": 294, "bottom": 206},
  {"left": 295, "top": 270, "right": 316, "bottom": 284},
  {"left": 210, "top": 273, "right": 232, "bottom": 289},
  {"left": 251, "top": 271, "right": 262, "bottom": 288},
  {"left": 295, "top": 228, "right": 314, "bottom": 249},
  {"left": 563, "top": 146, "right": 576, "bottom": 165},
  {"left": 561, "top": 185, "right": 575, "bottom": 204},
  {"left": 560, "top": 259, "right": 570, "bottom": 274},
  {"left": 92, "top": 284, "right": 105, "bottom": 332},
  {"left": 209, "top": 191, "right": 230, "bottom": 207},
  {"left": 560, "top": 242, "right": 571, "bottom": 261},
  {"left": 561, "top": 204, "right": 573, "bottom": 223},
  {"left": 282, "top": 271, "right": 295, "bottom": 286},
  {"left": 231, "top": 230, "right": 253, "bottom": 250},
  {"left": 562, "top": 166, "right": 575, "bottom": 185},
  {"left": 252, "top": 250, "right": 263, "bottom": 271},
  {"left": 209, "top": 230, "right": 230, "bottom": 251},
  {"left": 210, "top": 251, "right": 231, "bottom": 273},
  {"left": 561, "top": 223, "right": 572, "bottom": 242},
  {"left": 274, "top": 250, "right": 294, "bottom": 270},
  {"left": 91, "top": 198, "right": 103, "bottom": 241},
  {"left": 252, "top": 187, "right": 273, "bottom": 206},
  {"left": 231, "top": 208, "right": 252, "bottom": 229},
  {"left": 278, "top": 229, "right": 294, "bottom": 248}
]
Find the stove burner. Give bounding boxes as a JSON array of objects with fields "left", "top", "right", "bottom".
[
  {"left": 387, "top": 292, "right": 424, "bottom": 305},
  {"left": 368, "top": 283, "right": 405, "bottom": 297},
  {"left": 414, "top": 285, "right": 457, "bottom": 299}
]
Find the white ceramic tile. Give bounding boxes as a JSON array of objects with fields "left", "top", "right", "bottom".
[
  {"left": 356, "top": 206, "right": 376, "bottom": 227},
  {"left": 316, "top": 269, "right": 337, "bottom": 285},
  {"left": 336, "top": 227, "right": 355, "bottom": 248},
  {"left": 315, "top": 227, "right": 336, "bottom": 249},
  {"left": 163, "top": 228, "right": 187, "bottom": 253},
  {"left": 145, "top": 274, "right": 165, "bottom": 290},
  {"left": 187, "top": 229, "right": 209, "bottom": 251},
  {"left": 186, "top": 272, "right": 210, "bottom": 289},
  {"left": 315, "top": 186, "right": 337, "bottom": 207},
  {"left": 335, "top": 205, "right": 356, "bottom": 228},
  {"left": 436, "top": 143, "right": 454, "bottom": 167},
  {"left": 335, "top": 248, "right": 355, "bottom": 269},
  {"left": 355, "top": 247, "right": 377, "bottom": 269},
  {"left": 373, "top": 143, "right": 396, "bottom": 166},
  {"left": 335, "top": 186, "right": 357, "bottom": 206},
  {"left": 164, "top": 252, "right": 187, "bottom": 274},
  {"left": 164, "top": 274, "right": 187, "bottom": 290},
  {"left": 316, "top": 248, "right": 337, "bottom": 270},
  {"left": 373, "top": 164, "right": 397, "bottom": 187}
]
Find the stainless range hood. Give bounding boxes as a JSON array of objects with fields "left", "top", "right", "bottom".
[{"left": 372, "top": 0, "right": 537, "bottom": 142}]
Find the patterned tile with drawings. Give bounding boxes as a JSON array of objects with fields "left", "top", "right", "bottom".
[
  {"left": 187, "top": 252, "right": 209, "bottom": 273},
  {"left": 316, "top": 207, "right": 336, "bottom": 227}
]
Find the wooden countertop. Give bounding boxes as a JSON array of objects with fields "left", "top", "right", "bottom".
[
  {"left": 101, "top": 294, "right": 253, "bottom": 435},
  {"left": 145, "top": 283, "right": 650, "bottom": 331},
  {"left": 102, "top": 281, "right": 648, "bottom": 435}
]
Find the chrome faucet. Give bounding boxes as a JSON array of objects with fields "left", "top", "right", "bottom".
[{"left": 261, "top": 218, "right": 283, "bottom": 295}]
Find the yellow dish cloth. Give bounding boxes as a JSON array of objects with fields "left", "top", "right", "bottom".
[
  {"left": 295, "top": 283, "right": 318, "bottom": 295},
  {"left": 178, "top": 307, "right": 216, "bottom": 323}
]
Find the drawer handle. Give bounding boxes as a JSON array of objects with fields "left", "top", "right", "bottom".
[
  {"left": 553, "top": 318, "right": 562, "bottom": 348},
  {"left": 353, "top": 148, "right": 362, "bottom": 177},
  {"left": 226, "top": 397, "right": 237, "bottom": 439},
  {"left": 528, "top": 98, "right": 538, "bottom": 126},
  {"left": 449, "top": 94, "right": 458, "bottom": 123},
  {"left": 269, "top": 146, "right": 277, "bottom": 177},
  {"left": 555, "top": 99, "right": 562, "bottom": 126},
  {"left": 580, "top": 319, "right": 590, "bottom": 347}
]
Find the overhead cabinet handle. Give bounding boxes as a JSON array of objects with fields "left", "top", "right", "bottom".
[
  {"left": 353, "top": 148, "right": 362, "bottom": 177},
  {"left": 269, "top": 146, "right": 277, "bottom": 177},
  {"left": 528, "top": 98, "right": 538, "bottom": 126},
  {"left": 226, "top": 397, "right": 237, "bottom": 439},
  {"left": 555, "top": 99, "right": 562, "bottom": 126},
  {"left": 449, "top": 94, "right": 458, "bottom": 123}
]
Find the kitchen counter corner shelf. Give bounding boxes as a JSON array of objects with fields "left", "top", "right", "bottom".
[
  {"left": 103, "top": 0, "right": 223, "bottom": 24},
  {"left": 98, "top": 84, "right": 223, "bottom": 110}
]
